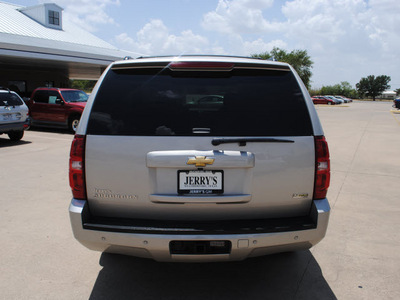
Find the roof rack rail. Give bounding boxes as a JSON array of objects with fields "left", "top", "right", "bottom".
[{"left": 0, "top": 87, "right": 11, "bottom": 93}]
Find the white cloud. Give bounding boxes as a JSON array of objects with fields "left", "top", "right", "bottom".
[
  {"left": 164, "top": 30, "right": 209, "bottom": 54},
  {"left": 227, "top": 36, "right": 287, "bottom": 55},
  {"left": 368, "top": 0, "right": 400, "bottom": 54},
  {"left": 281, "top": 0, "right": 370, "bottom": 44},
  {"left": 202, "top": 0, "right": 282, "bottom": 34},
  {"left": 115, "top": 20, "right": 209, "bottom": 56},
  {"left": 280, "top": 0, "right": 400, "bottom": 87},
  {"left": 39, "top": 0, "right": 120, "bottom": 32},
  {"left": 114, "top": 18, "right": 285, "bottom": 57},
  {"left": 198, "top": 0, "right": 400, "bottom": 87}
]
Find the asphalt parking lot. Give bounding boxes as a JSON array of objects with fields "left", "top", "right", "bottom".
[{"left": 1, "top": 101, "right": 399, "bottom": 299}]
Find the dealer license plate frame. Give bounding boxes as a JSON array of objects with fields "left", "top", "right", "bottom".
[{"left": 178, "top": 170, "right": 224, "bottom": 195}]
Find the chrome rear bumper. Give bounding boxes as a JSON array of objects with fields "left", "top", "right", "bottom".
[{"left": 69, "top": 199, "right": 330, "bottom": 262}]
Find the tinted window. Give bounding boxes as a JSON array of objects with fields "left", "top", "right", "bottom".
[
  {"left": 87, "top": 68, "right": 313, "bottom": 136},
  {"left": 0, "top": 93, "right": 24, "bottom": 106},
  {"left": 33, "top": 90, "right": 48, "bottom": 103},
  {"left": 61, "top": 91, "right": 88, "bottom": 103}
]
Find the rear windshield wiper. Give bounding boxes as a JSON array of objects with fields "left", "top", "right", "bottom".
[{"left": 212, "top": 137, "right": 295, "bottom": 146}]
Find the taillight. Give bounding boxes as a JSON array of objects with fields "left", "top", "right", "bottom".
[
  {"left": 69, "top": 134, "right": 86, "bottom": 200},
  {"left": 24, "top": 112, "right": 30, "bottom": 129},
  {"left": 313, "top": 136, "right": 330, "bottom": 199}
]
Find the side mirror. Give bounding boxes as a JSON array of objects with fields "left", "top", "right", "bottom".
[{"left": 55, "top": 99, "right": 64, "bottom": 105}]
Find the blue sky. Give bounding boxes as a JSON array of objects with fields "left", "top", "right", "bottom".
[{"left": 6, "top": 0, "right": 400, "bottom": 89}]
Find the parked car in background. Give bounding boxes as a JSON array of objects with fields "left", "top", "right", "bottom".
[
  {"left": 69, "top": 55, "right": 331, "bottom": 262},
  {"left": 312, "top": 96, "right": 337, "bottom": 105},
  {"left": 27, "top": 88, "right": 88, "bottom": 132},
  {"left": 325, "top": 96, "right": 344, "bottom": 104},
  {"left": 334, "top": 95, "right": 352, "bottom": 103},
  {"left": 0, "top": 88, "right": 30, "bottom": 141},
  {"left": 194, "top": 95, "right": 224, "bottom": 111},
  {"left": 394, "top": 97, "right": 400, "bottom": 109}
]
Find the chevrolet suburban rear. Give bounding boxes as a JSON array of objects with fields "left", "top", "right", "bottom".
[{"left": 69, "top": 56, "right": 330, "bottom": 262}]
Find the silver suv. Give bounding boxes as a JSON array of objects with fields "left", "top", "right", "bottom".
[
  {"left": 69, "top": 56, "right": 331, "bottom": 262},
  {"left": 0, "top": 88, "right": 30, "bottom": 141}
]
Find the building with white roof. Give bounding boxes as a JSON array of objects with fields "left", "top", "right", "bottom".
[
  {"left": 379, "top": 90, "right": 396, "bottom": 99},
  {"left": 0, "top": 1, "right": 134, "bottom": 96}
]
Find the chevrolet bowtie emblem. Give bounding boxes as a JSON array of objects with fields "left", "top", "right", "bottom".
[{"left": 187, "top": 156, "right": 215, "bottom": 167}]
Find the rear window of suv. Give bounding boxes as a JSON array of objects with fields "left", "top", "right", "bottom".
[
  {"left": 87, "top": 66, "right": 313, "bottom": 136},
  {"left": 0, "top": 93, "right": 24, "bottom": 106}
]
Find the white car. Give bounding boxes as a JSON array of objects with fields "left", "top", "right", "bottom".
[
  {"left": 0, "top": 88, "right": 30, "bottom": 141},
  {"left": 69, "top": 56, "right": 331, "bottom": 262},
  {"left": 334, "top": 95, "right": 352, "bottom": 103}
]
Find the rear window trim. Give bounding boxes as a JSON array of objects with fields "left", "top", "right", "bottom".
[{"left": 111, "top": 62, "right": 291, "bottom": 72}]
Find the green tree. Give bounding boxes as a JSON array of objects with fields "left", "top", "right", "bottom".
[
  {"left": 251, "top": 47, "right": 313, "bottom": 88},
  {"left": 395, "top": 88, "right": 400, "bottom": 96},
  {"left": 308, "top": 88, "right": 321, "bottom": 96},
  {"left": 69, "top": 80, "right": 97, "bottom": 93},
  {"left": 356, "top": 75, "right": 391, "bottom": 101},
  {"left": 320, "top": 81, "right": 356, "bottom": 98}
]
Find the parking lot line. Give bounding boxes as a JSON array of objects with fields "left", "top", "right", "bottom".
[{"left": 390, "top": 110, "right": 400, "bottom": 126}]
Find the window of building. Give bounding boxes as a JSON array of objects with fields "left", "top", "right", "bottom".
[
  {"left": 45, "top": 81, "right": 55, "bottom": 88},
  {"left": 7, "top": 81, "right": 26, "bottom": 94},
  {"left": 49, "top": 10, "right": 60, "bottom": 26}
]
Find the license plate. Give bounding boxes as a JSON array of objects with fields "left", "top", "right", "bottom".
[
  {"left": 178, "top": 170, "right": 223, "bottom": 194},
  {"left": 1, "top": 113, "right": 20, "bottom": 121},
  {"left": 2, "top": 113, "right": 11, "bottom": 121}
]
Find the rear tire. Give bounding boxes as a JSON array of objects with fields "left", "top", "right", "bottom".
[
  {"left": 8, "top": 131, "right": 24, "bottom": 141},
  {"left": 327, "top": 102, "right": 332, "bottom": 105},
  {"left": 69, "top": 115, "right": 81, "bottom": 133}
]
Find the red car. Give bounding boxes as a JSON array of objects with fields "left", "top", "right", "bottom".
[
  {"left": 27, "top": 88, "right": 88, "bottom": 132},
  {"left": 311, "top": 96, "right": 337, "bottom": 105}
]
